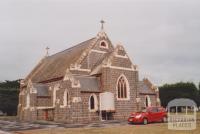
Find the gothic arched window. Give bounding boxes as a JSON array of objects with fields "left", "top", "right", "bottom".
[
  {"left": 63, "top": 90, "right": 70, "bottom": 107},
  {"left": 145, "top": 95, "right": 151, "bottom": 107},
  {"left": 90, "top": 96, "right": 95, "bottom": 110},
  {"left": 67, "top": 92, "right": 69, "bottom": 105},
  {"left": 89, "top": 94, "right": 98, "bottom": 112},
  {"left": 117, "top": 75, "right": 129, "bottom": 99}
]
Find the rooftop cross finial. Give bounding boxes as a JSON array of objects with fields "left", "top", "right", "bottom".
[
  {"left": 45, "top": 46, "right": 50, "bottom": 56},
  {"left": 100, "top": 19, "right": 105, "bottom": 30}
]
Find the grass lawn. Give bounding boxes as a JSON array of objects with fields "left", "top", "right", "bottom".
[{"left": 0, "top": 116, "right": 17, "bottom": 121}]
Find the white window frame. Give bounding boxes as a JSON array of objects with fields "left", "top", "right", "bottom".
[{"left": 116, "top": 74, "right": 130, "bottom": 101}]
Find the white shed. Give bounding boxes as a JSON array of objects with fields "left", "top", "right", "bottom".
[{"left": 100, "top": 92, "right": 115, "bottom": 111}]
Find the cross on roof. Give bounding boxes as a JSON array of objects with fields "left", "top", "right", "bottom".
[
  {"left": 100, "top": 19, "right": 105, "bottom": 30},
  {"left": 46, "top": 46, "right": 50, "bottom": 56}
]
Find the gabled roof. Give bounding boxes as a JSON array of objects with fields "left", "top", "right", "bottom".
[
  {"left": 32, "top": 83, "right": 49, "bottom": 96},
  {"left": 90, "top": 45, "right": 129, "bottom": 75},
  {"left": 138, "top": 78, "right": 157, "bottom": 94},
  {"left": 25, "top": 37, "right": 96, "bottom": 83}
]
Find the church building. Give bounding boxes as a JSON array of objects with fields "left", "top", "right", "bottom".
[{"left": 18, "top": 22, "right": 160, "bottom": 123}]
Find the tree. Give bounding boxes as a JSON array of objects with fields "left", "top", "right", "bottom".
[
  {"left": 0, "top": 80, "right": 20, "bottom": 116},
  {"left": 159, "top": 82, "right": 199, "bottom": 107},
  {"left": 199, "top": 82, "right": 200, "bottom": 94}
]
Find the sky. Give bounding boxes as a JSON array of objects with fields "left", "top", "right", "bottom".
[{"left": 0, "top": 0, "right": 200, "bottom": 86}]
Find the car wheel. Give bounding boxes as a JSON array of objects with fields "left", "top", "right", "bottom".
[
  {"left": 162, "top": 116, "right": 167, "bottom": 123},
  {"left": 143, "top": 118, "right": 148, "bottom": 125}
]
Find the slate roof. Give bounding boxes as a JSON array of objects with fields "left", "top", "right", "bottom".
[
  {"left": 138, "top": 80, "right": 155, "bottom": 94},
  {"left": 74, "top": 76, "right": 100, "bottom": 92},
  {"left": 25, "top": 38, "right": 96, "bottom": 83},
  {"left": 32, "top": 83, "right": 49, "bottom": 96}
]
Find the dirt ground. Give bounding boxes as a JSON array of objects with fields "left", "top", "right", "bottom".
[
  {"left": 1, "top": 112, "right": 199, "bottom": 134},
  {"left": 14, "top": 123, "right": 200, "bottom": 134}
]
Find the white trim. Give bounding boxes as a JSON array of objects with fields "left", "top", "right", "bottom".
[
  {"left": 63, "top": 69, "right": 81, "bottom": 88},
  {"left": 89, "top": 94, "right": 98, "bottom": 112},
  {"left": 60, "top": 89, "right": 70, "bottom": 108},
  {"left": 117, "top": 98, "right": 130, "bottom": 101},
  {"left": 114, "top": 54, "right": 128, "bottom": 58},
  {"left": 97, "top": 30, "right": 108, "bottom": 39},
  {"left": 60, "top": 105, "right": 71, "bottom": 108},
  {"left": 30, "top": 107, "right": 36, "bottom": 111},
  {"left": 72, "top": 97, "right": 82, "bottom": 103},
  {"left": 56, "top": 99, "right": 60, "bottom": 104},
  {"left": 36, "top": 106, "right": 54, "bottom": 110},
  {"left": 53, "top": 84, "right": 60, "bottom": 107},
  {"left": 90, "top": 49, "right": 106, "bottom": 54},
  {"left": 136, "top": 97, "right": 141, "bottom": 103},
  {"left": 26, "top": 93, "right": 30, "bottom": 108},
  {"left": 70, "top": 68, "right": 91, "bottom": 72},
  {"left": 63, "top": 69, "right": 72, "bottom": 81},
  {"left": 71, "top": 79, "right": 81, "bottom": 88},
  {"left": 156, "top": 98, "right": 160, "bottom": 103},
  {"left": 116, "top": 74, "right": 130, "bottom": 101},
  {"left": 72, "top": 74, "right": 97, "bottom": 78},
  {"left": 27, "top": 79, "right": 32, "bottom": 88},
  {"left": 24, "top": 107, "right": 29, "bottom": 110},
  {"left": 70, "top": 63, "right": 91, "bottom": 72},
  {"left": 18, "top": 103, "right": 22, "bottom": 107},
  {"left": 155, "top": 87, "right": 159, "bottom": 92},
  {"left": 102, "top": 65, "right": 136, "bottom": 71},
  {"left": 49, "top": 86, "right": 52, "bottom": 91},
  {"left": 27, "top": 80, "right": 37, "bottom": 94}
]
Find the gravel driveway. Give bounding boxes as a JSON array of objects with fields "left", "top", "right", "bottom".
[{"left": 0, "top": 120, "right": 128, "bottom": 133}]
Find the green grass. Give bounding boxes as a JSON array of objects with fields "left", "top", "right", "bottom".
[{"left": 0, "top": 116, "right": 17, "bottom": 121}]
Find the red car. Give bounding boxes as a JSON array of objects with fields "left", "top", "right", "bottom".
[{"left": 128, "top": 106, "right": 167, "bottom": 125}]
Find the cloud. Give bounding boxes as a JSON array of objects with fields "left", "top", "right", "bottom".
[{"left": 0, "top": 0, "right": 200, "bottom": 86}]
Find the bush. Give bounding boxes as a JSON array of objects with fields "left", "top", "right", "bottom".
[{"left": 0, "top": 80, "right": 20, "bottom": 116}]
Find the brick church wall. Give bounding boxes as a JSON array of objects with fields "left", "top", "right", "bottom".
[
  {"left": 18, "top": 33, "right": 159, "bottom": 123},
  {"left": 101, "top": 67, "right": 139, "bottom": 120}
]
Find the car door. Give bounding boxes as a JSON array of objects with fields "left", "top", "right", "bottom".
[
  {"left": 157, "top": 108, "right": 164, "bottom": 121},
  {"left": 149, "top": 107, "right": 159, "bottom": 122}
]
